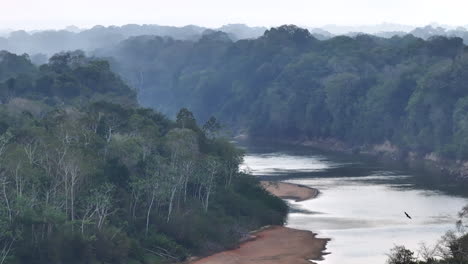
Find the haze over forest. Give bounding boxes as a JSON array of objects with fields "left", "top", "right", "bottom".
[
  {"left": 2, "top": 1, "right": 468, "bottom": 263},
  {"left": 4, "top": 22, "right": 468, "bottom": 61}
]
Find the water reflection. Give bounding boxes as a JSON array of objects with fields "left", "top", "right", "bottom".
[
  {"left": 242, "top": 144, "right": 468, "bottom": 264},
  {"left": 241, "top": 153, "right": 335, "bottom": 175}
]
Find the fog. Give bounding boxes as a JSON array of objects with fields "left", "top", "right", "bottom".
[
  {"left": 2, "top": 0, "right": 468, "bottom": 30},
  {"left": 2, "top": 22, "right": 468, "bottom": 62}
]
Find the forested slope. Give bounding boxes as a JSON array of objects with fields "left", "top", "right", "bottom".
[
  {"left": 0, "top": 51, "right": 287, "bottom": 263},
  {"left": 101, "top": 25, "right": 468, "bottom": 161}
]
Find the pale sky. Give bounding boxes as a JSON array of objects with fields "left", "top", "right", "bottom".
[{"left": 1, "top": 0, "right": 467, "bottom": 30}]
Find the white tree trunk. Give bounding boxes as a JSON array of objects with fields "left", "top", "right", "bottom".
[
  {"left": 167, "top": 187, "right": 177, "bottom": 222},
  {"left": 146, "top": 190, "right": 156, "bottom": 236}
]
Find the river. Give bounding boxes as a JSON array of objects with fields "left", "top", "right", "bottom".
[{"left": 240, "top": 142, "right": 468, "bottom": 264}]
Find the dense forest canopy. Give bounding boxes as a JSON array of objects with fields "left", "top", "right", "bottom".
[
  {"left": 0, "top": 50, "right": 136, "bottom": 107},
  {"left": 3, "top": 22, "right": 468, "bottom": 264},
  {"left": 5, "top": 23, "right": 468, "bottom": 64},
  {"left": 98, "top": 25, "right": 468, "bottom": 161},
  {"left": 0, "top": 51, "right": 287, "bottom": 263}
]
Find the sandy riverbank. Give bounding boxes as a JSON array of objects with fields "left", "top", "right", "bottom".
[
  {"left": 190, "top": 181, "right": 327, "bottom": 264},
  {"left": 191, "top": 225, "right": 328, "bottom": 264},
  {"left": 261, "top": 181, "right": 319, "bottom": 202}
]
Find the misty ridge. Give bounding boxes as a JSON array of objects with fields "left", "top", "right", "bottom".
[
  {"left": 0, "top": 24, "right": 267, "bottom": 59},
  {"left": 3, "top": 22, "right": 468, "bottom": 61},
  {"left": 3, "top": 17, "right": 468, "bottom": 263}
]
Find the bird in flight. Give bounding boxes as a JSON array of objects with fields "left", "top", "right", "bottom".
[{"left": 404, "top": 212, "right": 412, "bottom": 219}]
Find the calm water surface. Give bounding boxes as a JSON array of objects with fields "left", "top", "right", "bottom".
[{"left": 241, "top": 143, "right": 468, "bottom": 264}]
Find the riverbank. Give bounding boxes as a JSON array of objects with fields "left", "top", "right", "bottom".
[
  {"left": 191, "top": 226, "right": 328, "bottom": 264},
  {"left": 238, "top": 136, "right": 468, "bottom": 182},
  {"left": 190, "top": 181, "right": 327, "bottom": 264},
  {"left": 299, "top": 138, "right": 468, "bottom": 181},
  {"left": 261, "top": 181, "right": 319, "bottom": 201}
]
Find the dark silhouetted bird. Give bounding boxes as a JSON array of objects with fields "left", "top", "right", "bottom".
[{"left": 404, "top": 212, "right": 412, "bottom": 219}]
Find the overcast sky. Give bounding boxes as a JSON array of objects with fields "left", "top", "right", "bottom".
[{"left": 1, "top": 0, "right": 468, "bottom": 30}]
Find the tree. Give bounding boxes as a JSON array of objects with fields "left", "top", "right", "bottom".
[
  {"left": 202, "top": 156, "right": 219, "bottom": 212},
  {"left": 142, "top": 155, "right": 165, "bottom": 234},
  {"left": 89, "top": 183, "right": 116, "bottom": 230},
  {"left": 176, "top": 108, "right": 197, "bottom": 130},
  {"left": 387, "top": 245, "right": 417, "bottom": 264},
  {"left": 203, "top": 116, "right": 222, "bottom": 138},
  {"left": 0, "top": 218, "right": 14, "bottom": 264},
  {"left": 105, "top": 26, "right": 468, "bottom": 163},
  {"left": 166, "top": 128, "right": 198, "bottom": 204},
  {"left": 0, "top": 50, "right": 290, "bottom": 263},
  {"left": 0, "top": 131, "right": 15, "bottom": 263}
]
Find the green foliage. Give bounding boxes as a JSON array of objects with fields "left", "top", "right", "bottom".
[
  {"left": 0, "top": 51, "right": 36, "bottom": 82},
  {"left": 0, "top": 55, "right": 287, "bottom": 263},
  {"left": 203, "top": 116, "right": 222, "bottom": 138},
  {"left": 105, "top": 26, "right": 468, "bottom": 159},
  {"left": 176, "top": 108, "right": 198, "bottom": 130},
  {"left": 0, "top": 50, "right": 136, "bottom": 107}
]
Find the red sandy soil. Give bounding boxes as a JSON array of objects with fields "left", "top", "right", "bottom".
[
  {"left": 261, "top": 181, "right": 319, "bottom": 202},
  {"left": 191, "top": 226, "right": 328, "bottom": 264},
  {"left": 190, "top": 181, "right": 327, "bottom": 264}
]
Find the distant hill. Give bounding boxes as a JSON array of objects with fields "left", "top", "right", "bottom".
[
  {"left": 0, "top": 24, "right": 268, "bottom": 56},
  {"left": 321, "top": 22, "right": 416, "bottom": 35},
  {"left": 218, "top": 24, "right": 267, "bottom": 40},
  {"left": 409, "top": 25, "right": 468, "bottom": 43},
  {"left": 5, "top": 23, "right": 468, "bottom": 58}
]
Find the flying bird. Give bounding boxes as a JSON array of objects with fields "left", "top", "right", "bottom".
[{"left": 404, "top": 212, "right": 412, "bottom": 219}]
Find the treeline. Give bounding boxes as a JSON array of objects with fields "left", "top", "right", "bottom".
[
  {"left": 0, "top": 24, "right": 266, "bottom": 58},
  {"left": 99, "top": 25, "right": 468, "bottom": 160},
  {"left": 0, "top": 51, "right": 287, "bottom": 263},
  {"left": 0, "top": 50, "right": 136, "bottom": 106}
]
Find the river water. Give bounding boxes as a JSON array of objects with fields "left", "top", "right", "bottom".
[{"left": 240, "top": 142, "right": 468, "bottom": 264}]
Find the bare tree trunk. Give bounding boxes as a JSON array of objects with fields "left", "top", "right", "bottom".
[
  {"left": 70, "top": 164, "right": 79, "bottom": 232},
  {"left": 1, "top": 177, "right": 12, "bottom": 222},
  {"left": 204, "top": 172, "right": 214, "bottom": 212},
  {"left": 131, "top": 189, "right": 140, "bottom": 220},
  {"left": 14, "top": 162, "right": 22, "bottom": 198},
  {"left": 24, "top": 141, "right": 37, "bottom": 165},
  {"left": 204, "top": 187, "right": 211, "bottom": 212},
  {"left": 167, "top": 187, "right": 177, "bottom": 222},
  {"left": 146, "top": 190, "right": 156, "bottom": 236},
  {"left": 204, "top": 160, "right": 217, "bottom": 212},
  {"left": 3, "top": 187, "right": 11, "bottom": 223},
  {"left": 0, "top": 239, "right": 14, "bottom": 264},
  {"left": 63, "top": 169, "right": 69, "bottom": 220},
  {"left": 198, "top": 184, "right": 203, "bottom": 202},
  {"left": 182, "top": 161, "right": 193, "bottom": 203},
  {"left": 183, "top": 177, "right": 188, "bottom": 203},
  {"left": 106, "top": 127, "right": 113, "bottom": 143},
  {"left": 81, "top": 206, "right": 95, "bottom": 235}
]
